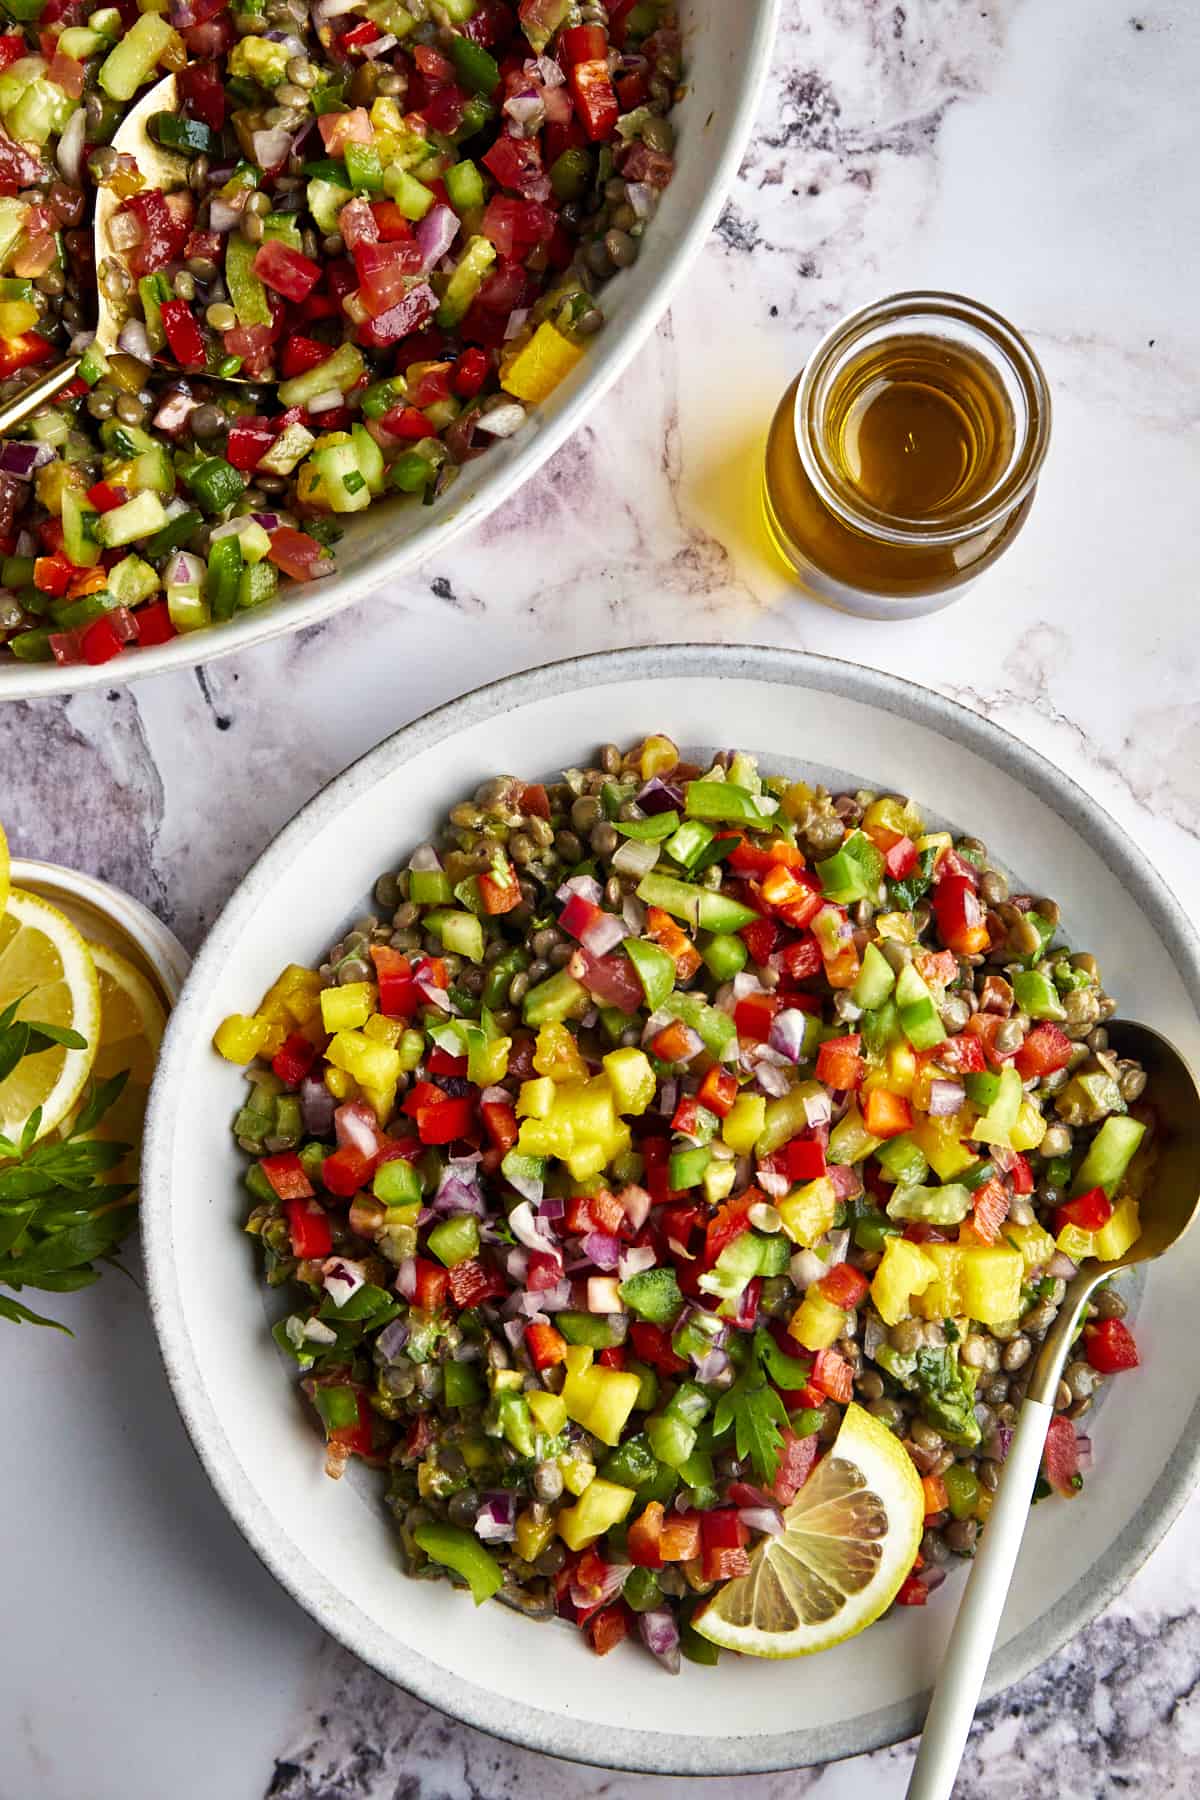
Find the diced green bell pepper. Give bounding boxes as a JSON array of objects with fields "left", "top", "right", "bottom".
[
  {"left": 444, "top": 158, "right": 485, "bottom": 214},
  {"left": 701, "top": 932, "right": 748, "bottom": 981},
  {"left": 1071, "top": 1115, "right": 1146, "bottom": 1196},
  {"left": 623, "top": 936, "right": 676, "bottom": 1011},
  {"left": 619, "top": 1265, "right": 683, "bottom": 1325},
  {"left": 852, "top": 941, "right": 895, "bottom": 1011},
  {"left": 684, "top": 781, "right": 775, "bottom": 825},
  {"left": 557, "top": 1311, "right": 624, "bottom": 1350},
  {"left": 414, "top": 1521, "right": 503, "bottom": 1604},
  {"left": 1012, "top": 968, "right": 1067, "bottom": 1021},
  {"left": 522, "top": 969, "right": 588, "bottom": 1026},
  {"left": 427, "top": 1214, "right": 480, "bottom": 1267}
]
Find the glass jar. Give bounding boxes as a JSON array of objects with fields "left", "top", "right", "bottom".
[{"left": 762, "top": 292, "right": 1052, "bottom": 619}]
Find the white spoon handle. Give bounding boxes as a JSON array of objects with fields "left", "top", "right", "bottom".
[{"left": 906, "top": 1396, "right": 1054, "bottom": 1800}]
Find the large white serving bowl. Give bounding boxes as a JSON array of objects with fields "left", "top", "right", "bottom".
[
  {"left": 142, "top": 646, "right": 1200, "bottom": 1774},
  {"left": 1, "top": 4, "right": 778, "bottom": 700}
]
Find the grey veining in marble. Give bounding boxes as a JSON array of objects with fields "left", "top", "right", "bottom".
[{"left": 6, "top": 0, "right": 1200, "bottom": 1796}]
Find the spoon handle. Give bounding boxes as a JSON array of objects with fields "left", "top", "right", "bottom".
[
  {"left": 905, "top": 1394, "right": 1053, "bottom": 1800},
  {"left": 0, "top": 355, "right": 82, "bottom": 438}
]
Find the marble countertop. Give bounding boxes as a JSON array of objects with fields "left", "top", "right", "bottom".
[{"left": 6, "top": 0, "right": 1200, "bottom": 1794}]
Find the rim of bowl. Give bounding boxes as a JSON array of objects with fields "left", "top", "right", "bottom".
[
  {"left": 141, "top": 644, "right": 1200, "bottom": 1774},
  {"left": 10, "top": 857, "right": 190, "bottom": 1006},
  {"left": 0, "top": 0, "right": 780, "bottom": 702}
]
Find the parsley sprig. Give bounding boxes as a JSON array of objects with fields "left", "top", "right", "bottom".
[
  {"left": 712, "top": 1328, "right": 815, "bottom": 1484},
  {"left": 0, "top": 996, "right": 134, "bottom": 1332}
]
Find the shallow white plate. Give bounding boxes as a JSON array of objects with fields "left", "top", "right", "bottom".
[
  {"left": 142, "top": 646, "right": 1200, "bottom": 1773},
  {"left": 2, "top": 3, "right": 778, "bottom": 699}
]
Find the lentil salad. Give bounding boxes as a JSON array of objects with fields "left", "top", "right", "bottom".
[
  {"left": 0, "top": 0, "right": 679, "bottom": 667},
  {"left": 217, "top": 735, "right": 1149, "bottom": 1669}
]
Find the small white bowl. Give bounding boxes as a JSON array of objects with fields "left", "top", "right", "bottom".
[
  {"left": 10, "top": 857, "right": 189, "bottom": 1006},
  {"left": 142, "top": 646, "right": 1200, "bottom": 1774}
]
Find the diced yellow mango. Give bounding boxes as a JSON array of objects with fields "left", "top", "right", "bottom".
[
  {"left": 788, "top": 1290, "right": 845, "bottom": 1351},
  {"left": 566, "top": 1141, "right": 610, "bottom": 1182},
  {"left": 723, "top": 1092, "right": 767, "bottom": 1155},
  {"left": 703, "top": 1158, "right": 737, "bottom": 1205},
  {"left": 517, "top": 1076, "right": 556, "bottom": 1119},
  {"left": 364, "top": 1013, "right": 404, "bottom": 1048},
  {"left": 564, "top": 1344, "right": 593, "bottom": 1375},
  {"left": 875, "top": 910, "right": 918, "bottom": 945},
  {"left": 534, "top": 1021, "right": 587, "bottom": 1082},
  {"left": 558, "top": 1477, "right": 636, "bottom": 1550},
  {"left": 1006, "top": 1220, "right": 1057, "bottom": 1271},
  {"left": 1056, "top": 1223, "right": 1095, "bottom": 1264},
  {"left": 320, "top": 982, "right": 375, "bottom": 1032},
  {"left": 870, "top": 1236, "right": 937, "bottom": 1327},
  {"left": 864, "top": 795, "right": 925, "bottom": 840},
  {"left": 960, "top": 1245, "right": 1023, "bottom": 1325},
  {"left": 912, "top": 1243, "right": 966, "bottom": 1320},
  {"left": 602, "top": 1046, "right": 656, "bottom": 1115},
  {"left": 1011, "top": 1098, "right": 1048, "bottom": 1152},
  {"left": 911, "top": 1115, "right": 978, "bottom": 1181},
  {"left": 527, "top": 1389, "right": 567, "bottom": 1436},
  {"left": 559, "top": 1453, "right": 596, "bottom": 1496},
  {"left": 639, "top": 734, "right": 679, "bottom": 779},
  {"left": 916, "top": 831, "right": 953, "bottom": 862},
  {"left": 213, "top": 1013, "right": 271, "bottom": 1063},
  {"left": 325, "top": 1028, "right": 402, "bottom": 1090},
  {"left": 260, "top": 1020, "right": 288, "bottom": 1058},
  {"left": 1094, "top": 1196, "right": 1141, "bottom": 1262},
  {"left": 262, "top": 963, "right": 324, "bottom": 1026},
  {"left": 886, "top": 1040, "right": 919, "bottom": 1097},
  {"left": 324, "top": 1066, "right": 357, "bottom": 1101},
  {"left": 562, "top": 1364, "right": 641, "bottom": 1446},
  {"left": 777, "top": 1177, "right": 837, "bottom": 1248},
  {"left": 501, "top": 321, "right": 584, "bottom": 404},
  {"left": 515, "top": 1508, "right": 555, "bottom": 1564},
  {"left": 360, "top": 1081, "right": 397, "bottom": 1125}
]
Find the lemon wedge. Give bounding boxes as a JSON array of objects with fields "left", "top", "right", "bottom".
[
  {"left": 0, "top": 887, "right": 100, "bottom": 1141},
  {"left": 694, "top": 1402, "right": 924, "bottom": 1657},
  {"left": 71, "top": 941, "right": 167, "bottom": 1182}
]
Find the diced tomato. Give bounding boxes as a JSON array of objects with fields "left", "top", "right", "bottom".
[
  {"left": 121, "top": 187, "right": 190, "bottom": 276},
  {"left": 659, "top": 1513, "right": 702, "bottom": 1562},
  {"left": 967, "top": 1011, "right": 1019, "bottom": 1069},
  {"left": 933, "top": 875, "right": 989, "bottom": 956},
  {"left": 520, "top": 782, "right": 550, "bottom": 818},
  {"left": 895, "top": 1574, "right": 928, "bottom": 1607},
  {"left": 480, "top": 192, "right": 554, "bottom": 259},
  {"left": 1015, "top": 1021, "right": 1074, "bottom": 1082},
  {"left": 971, "top": 1175, "right": 1011, "bottom": 1245},
  {"left": 739, "top": 916, "right": 778, "bottom": 967},
  {"left": 1084, "top": 1316, "right": 1139, "bottom": 1374},
  {"left": 178, "top": 58, "right": 225, "bottom": 131},
  {"left": 447, "top": 1256, "right": 507, "bottom": 1308},
  {"left": 367, "top": 200, "right": 414, "bottom": 242},
  {"left": 815, "top": 1264, "right": 869, "bottom": 1310},
  {"left": 567, "top": 1189, "right": 625, "bottom": 1236},
  {"left": 427, "top": 1046, "right": 468, "bottom": 1077},
  {"left": 260, "top": 1151, "right": 314, "bottom": 1201},
  {"left": 80, "top": 616, "right": 123, "bottom": 666},
  {"left": 777, "top": 935, "right": 822, "bottom": 983},
  {"left": 254, "top": 238, "right": 321, "bottom": 302},
  {"left": 480, "top": 1099, "right": 518, "bottom": 1154},
  {"left": 816, "top": 1034, "right": 866, "bottom": 1092},
  {"left": 940, "top": 1031, "right": 988, "bottom": 1075},
  {"left": 369, "top": 945, "right": 419, "bottom": 1018},
  {"left": 267, "top": 525, "right": 329, "bottom": 583},
  {"left": 915, "top": 949, "right": 958, "bottom": 989},
  {"left": 159, "top": 298, "right": 205, "bottom": 367},
  {"left": 1055, "top": 1186, "right": 1112, "bottom": 1236},
  {"left": 786, "top": 1138, "right": 827, "bottom": 1183},
  {"left": 413, "top": 1256, "right": 449, "bottom": 1311},
  {"left": 272, "top": 1032, "right": 317, "bottom": 1088},
  {"left": 379, "top": 403, "right": 435, "bottom": 441},
  {"left": 810, "top": 1347, "right": 854, "bottom": 1403},
  {"left": 1042, "top": 1413, "right": 1082, "bottom": 1497},
  {"left": 278, "top": 335, "right": 334, "bottom": 381},
  {"left": 704, "top": 1192, "right": 756, "bottom": 1269},
  {"left": 700, "top": 1510, "right": 750, "bottom": 1581},
  {"left": 860, "top": 1087, "right": 912, "bottom": 1139},
  {"left": 318, "top": 107, "right": 373, "bottom": 154},
  {"left": 482, "top": 132, "right": 546, "bottom": 196},
  {"left": 223, "top": 322, "right": 276, "bottom": 377},
  {"left": 353, "top": 236, "right": 424, "bottom": 316},
  {"left": 1010, "top": 1153, "right": 1034, "bottom": 1196},
  {"left": 320, "top": 1145, "right": 375, "bottom": 1196},
  {"left": 696, "top": 1065, "right": 738, "bottom": 1118},
  {"left": 585, "top": 1602, "right": 629, "bottom": 1656},
  {"left": 629, "top": 1319, "right": 687, "bottom": 1375},
  {"left": 284, "top": 1197, "right": 332, "bottom": 1259},
  {"left": 0, "top": 34, "right": 24, "bottom": 72},
  {"left": 734, "top": 991, "right": 780, "bottom": 1044},
  {"left": 524, "top": 1319, "right": 567, "bottom": 1369},
  {"left": 526, "top": 1247, "right": 563, "bottom": 1292},
  {"left": 0, "top": 330, "right": 54, "bottom": 379},
  {"left": 627, "top": 1500, "right": 664, "bottom": 1568}
]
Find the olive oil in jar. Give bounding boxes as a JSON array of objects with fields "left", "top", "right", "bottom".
[{"left": 763, "top": 293, "right": 1051, "bottom": 618}]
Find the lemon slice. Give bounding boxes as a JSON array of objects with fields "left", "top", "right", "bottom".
[
  {"left": 0, "top": 818, "right": 9, "bottom": 920},
  {"left": 695, "top": 1403, "right": 924, "bottom": 1658},
  {"left": 0, "top": 888, "right": 100, "bottom": 1141},
  {"left": 71, "top": 941, "right": 168, "bottom": 1183}
]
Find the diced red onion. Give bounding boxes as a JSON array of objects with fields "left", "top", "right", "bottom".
[
  {"left": 503, "top": 90, "right": 545, "bottom": 133},
  {"left": 154, "top": 390, "right": 198, "bottom": 435},
  {"left": 580, "top": 910, "right": 629, "bottom": 957},
  {"left": 755, "top": 1062, "right": 791, "bottom": 1098},
  {"left": 1075, "top": 1433, "right": 1094, "bottom": 1472},
  {"left": 768, "top": 1007, "right": 812, "bottom": 1064},
  {"left": 611, "top": 837, "right": 660, "bottom": 878},
  {"left": 982, "top": 1425, "right": 1014, "bottom": 1463},
  {"left": 501, "top": 1314, "right": 527, "bottom": 1348},
  {"left": 732, "top": 971, "right": 766, "bottom": 1000},
  {"left": 657, "top": 1078, "right": 679, "bottom": 1118},
  {"left": 804, "top": 1090, "right": 832, "bottom": 1128},
  {"left": 825, "top": 1228, "right": 850, "bottom": 1266},
  {"left": 409, "top": 844, "right": 442, "bottom": 872},
  {"left": 738, "top": 1506, "right": 784, "bottom": 1537},
  {"left": 394, "top": 1257, "right": 417, "bottom": 1301},
  {"left": 305, "top": 387, "right": 346, "bottom": 416},
  {"left": 756, "top": 1168, "right": 789, "bottom": 1199},
  {"left": 117, "top": 319, "right": 152, "bottom": 363},
  {"left": 476, "top": 401, "right": 527, "bottom": 439},
  {"left": 509, "top": 1198, "right": 553, "bottom": 1249},
  {"left": 990, "top": 1144, "right": 1019, "bottom": 1174},
  {"left": 322, "top": 1257, "right": 366, "bottom": 1307},
  {"left": 56, "top": 105, "right": 86, "bottom": 185},
  {"left": 557, "top": 873, "right": 603, "bottom": 906},
  {"left": 790, "top": 1248, "right": 827, "bottom": 1289},
  {"left": 626, "top": 180, "right": 657, "bottom": 220},
  {"left": 299, "top": 1075, "right": 334, "bottom": 1137},
  {"left": 587, "top": 1276, "right": 622, "bottom": 1312},
  {"left": 475, "top": 1492, "right": 517, "bottom": 1542},
  {"left": 503, "top": 307, "right": 531, "bottom": 342},
  {"left": 360, "top": 30, "right": 397, "bottom": 56},
  {"left": 827, "top": 1163, "right": 862, "bottom": 1202},
  {"left": 480, "top": 1085, "right": 510, "bottom": 1107},
  {"left": 0, "top": 441, "right": 46, "bottom": 479},
  {"left": 621, "top": 893, "right": 647, "bottom": 934},
  {"left": 618, "top": 1244, "right": 656, "bottom": 1281},
  {"left": 1047, "top": 1251, "right": 1078, "bottom": 1279},
  {"left": 525, "top": 52, "right": 565, "bottom": 86},
  {"left": 582, "top": 1231, "right": 621, "bottom": 1272},
  {"left": 571, "top": 1559, "right": 629, "bottom": 1610},
  {"left": 433, "top": 1175, "right": 485, "bottom": 1218},
  {"left": 208, "top": 196, "right": 241, "bottom": 233},
  {"left": 636, "top": 776, "right": 683, "bottom": 815},
  {"left": 863, "top": 1312, "right": 887, "bottom": 1359},
  {"left": 918, "top": 1564, "right": 947, "bottom": 1595},
  {"left": 532, "top": 1278, "right": 571, "bottom": 1313},
  {"left": 416, "top": 203, "right": 460, "bottom": 272},
  {"left": 302, "top": 1317, "right": 336, "bottom": 1347},
  {"left": 334, "top": 1099, "right": 381, "bottom": 1157},
  {"left": 252, "top": 127, "right": 291, "bottom": 170},
  {"left": 694, "top": 1345, "right": 730, "bottom": 1382},
  {"left": 415, "top": 977, "right": 453, "bottom": 1012},
  {"left": 748, "top": 1200, "right": 782, "bottom": 1231},
  {"left": 109, "top": 211, "right": 143, "bottom": 251},
  {"left": 250, "top": 512, "right": 283, "bottom": 533},
  {"left": 928, "top": 1079, "right": 966, "bottom": 1117},
  {"left": 638, "top": 1609, "right": 680, "bottom": 1673},
  {"left": 376, "top": 1318, "right": 409, "bottom": 1361},
  {"left": 537, "top": 1196, "right": 565, "bottom": 1222},
  {"left": 620, "top": 1184, "right": 652, "bottom": 1232}
]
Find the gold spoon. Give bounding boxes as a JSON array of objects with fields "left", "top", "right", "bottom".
[
  {"left": 908, "top": 1019, "right": 1200, "bottom": 1800},
  {"left": 0, "top": 70, "right": 246, "bottom": 437}
]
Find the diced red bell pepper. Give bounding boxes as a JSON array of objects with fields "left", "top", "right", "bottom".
[
  {"left": 1015, "top": 1021, "right": 1074, "bottom": 1082},
  {"left": 734, "top": 991, "right": 780, "bottom": 1044},
  {"left": 778, "top": 935, "right": 823, "bottom": 983},
  {"left": 565, "top": 1189, "right": 625, "bottom": 1235},
  {"left": 357, "top": 283, "right": 438, "bottom": 349},
  {"left": 971, "top": 1175, "right": 1011, "bottom": 1245},
  {"left": 811, "top": 1347, "right": 854, "bottom": 1403},
  {"left": 321, "top": 1145, "right": 375, "bottom": 1197},
  {"left": 284, "top": 1197, "right": 332, "bottom": 1259},
  {"left": 884, "top": 835, "right": 918, "bottom": 879},
  {"left": 1055, "top": 1186, "right": 1112, "bottom": 1236},
  {"left": 272, "top": 1031, "right": 318, "bottom": 1088},
  {"left": 86, "top": 479, "right": 127, "bottom": 513},
  {"left": 353, "top": 236, "right": 424, "bottom": 315},
  {"left": 568, "top": 54, "right": 619, "bottom": 140},
  {"left": 254, "top": 238, "right": 321, "bottom": 302},
  {"left": 80, "top": 615, "right": 124, "bottom": 666},
  {"left": 368, "top": 200, "right": 415, "bottom": 242},
  {"left": 933, "top": 875, "right": 989, "bottom": 956},
  {"left": 659, "top": 1513, "right": 702, "bottom": 1562},
  {"left": 786, "top": 1138, "right": 827, "bottom": 1183},
  {"left": 700, "top": 1509, "right": 750, "bottom": 1582},
  {"left": 260, "top": 1151, "right": 314, "bottom": 1201},
  {"left": 597, "top": 1346, "right": 626, "bottom": 1369},
  {"left": 478, "top": 863, "right": 521, "bottom": 914},
  {"left": 1010, "top": 1153, "right": 1034, "bottom": 1196},
  {"left": 558, "top": 890, "right": 604, "bottom": 940},
  {"left": 1084, "top": 1316, "right": 1139, "bottom": 1374},
  {"left": 447, "top": 1256, "right": 507, "bottom": 1308},
  {"left": 860, "top": 1086, "right": 912, "bottom": 1139},
  {"left": 278, "top": 335, "right": 334, "bottom": 380},
  {"left": 222, "top": 322, "right": 276, "bottom": 377},
  {"left": 413, "top": 1256, "right": 449, "bottom": 1311},
  {"left": 642, "top": 908, "right": 702, "bottom": 983},
  {"left": 629, "top": 1319, "right": 687, "bottom": 1375},
  {"left": 650, "top": 1018, "right": 700, "bottom": 1062},
  {"left": 626, "top": 1499, "right": 664, "bottom": 1568},
  {"left": 704, "top": 1192, "right": 755, "bottom": 1268},
  {"left": 33, "top": 551, "right": 76, "bottom": 597},
  {"left": 159, "top": 298, "right": 206, "bottom": 367},
  {"left": 0, "top": 34, "right": 25, "bottom": 72},
  {"left": 452, "top": 346, "right": 490, "bottom": 397},
  {"left": 417, "top": 1094, "right": 476, "bottom": 1145},
  {"left": 772, "top": 1428, "right": 820, "bottom": 1506},
  {"left": 696, "top": 1065, "right": 738, "bottom": 1118},
  {"left": 427, "top": 1047, "right": 468, "bottom": 1077},
  {"left": 671, "top": 1095, "right": 716, "bottom": 1139},
  {"left": 727, "top": 835, "right": 805, "bottom": 875},
  {"left": 481, "top": 1099, "right": 518, "bottom": 1154},
  {"left": 132, "top": 599, "right": 176, "bottom": 649},
  {"left": 815, "top": 1264, "right": 869, "bottom": 1311},
  {"left": 816, "top": 1034, "right": 866, "bottom": 1092},
  {"left": 559, "top": 22, "right": 607, "bottom": 62},
  {"left": 585, "top": 1603, "right": 629, "bottom": 1656},
  {"left": 895, "top": 1573, "right": 929, "bottom": 1606},
  {"left": 940, "top": 1031, "right": 987, "bottom": 1075},
  {"left": 328, "top": 1391, "right": 374, "bottom": 1458},
  {"left": 369, "top": 944, "right": 419, "bottom": 1018},
  {"left": 739, "top": 916, "right": 778, "bottom": 966},
  {"left": 0, "top": 330, "right": 54, "bottom": 379},
  {"left": 1042, "top": 1413, "right": 1082, "bottom": 1497},
  {"left": 524, "top": 1319, "right": 567, "bottom": 1369},
  {"left": 338, "top": 17, "right": 380, "bottom": 51},
  {"left": 267, "top": 525, "right": 329, "bottom": 583},
  {"left": 414, "top": 956, "right": 448, "bottom": 989}
]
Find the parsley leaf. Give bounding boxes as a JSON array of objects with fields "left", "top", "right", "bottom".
[
  {"left": 710, "top": 1330, "right": 812, "bottom": 1483},
  {"left": 886, "top": 845, "right": 938, "bottom": 912}
]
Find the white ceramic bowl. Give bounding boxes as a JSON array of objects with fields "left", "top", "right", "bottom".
[
  {"left": 1, "top": 3, "right": 778, "bottom": 700},
  {"left": 10, "top": 857, "right": 189, "bottom": 1005},
  {"left": 142, "top": 647, "right": 1200, "bottom": 1773}
]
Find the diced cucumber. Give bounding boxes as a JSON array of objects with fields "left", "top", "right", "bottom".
[
  {"left": 107, "top": 554, "right": 159, "bottom": 607},
  {"left": 94, "top": 489, "right": 168, "bottom": 548},
  {"left": 98, "top": 14, "right": 174, "bottom": 102},
  {"left": 237, "top": 559, "right": 278, "bottom": 609},
  {"left": 130, "top": 443, "right": 175, "bottom": 496},
  {"left": 1071, "top": 1115, "right": 1146, "bottom": 1197},
  {"left": 308, "top": 438, "right": 371, "bottom": 513},
  {"left": 307, "top": 176, "right": 348, "bottom": 236},
  {"left": 277, "top": 340, "right": 363, "bottom": 408},
  {"left": 0, "top": 196, "right": 29, "bottom": 269},
  {"left": 224, "top": 233, "right": 271, "bottom": 329},
  {"left": 262, "top": 211, "right": 303, "bottom": 250},
  {"left": 382, "top": 165, "right": 435, "bottom": 220},
  {"left": 57, "top": 26, "right": 106, "bottom": 58},
  {"left": 61, "top": 486, "right": 101, "bottom": 567},
  {"left": 257, "top": 419, "right": 315, "bottom": 477},
  {"left": 852, "top": 941, "right": 895, "bottom": 1012},
  {"left": 435, "top": 233, "right": 496, "bottom": 329}
]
